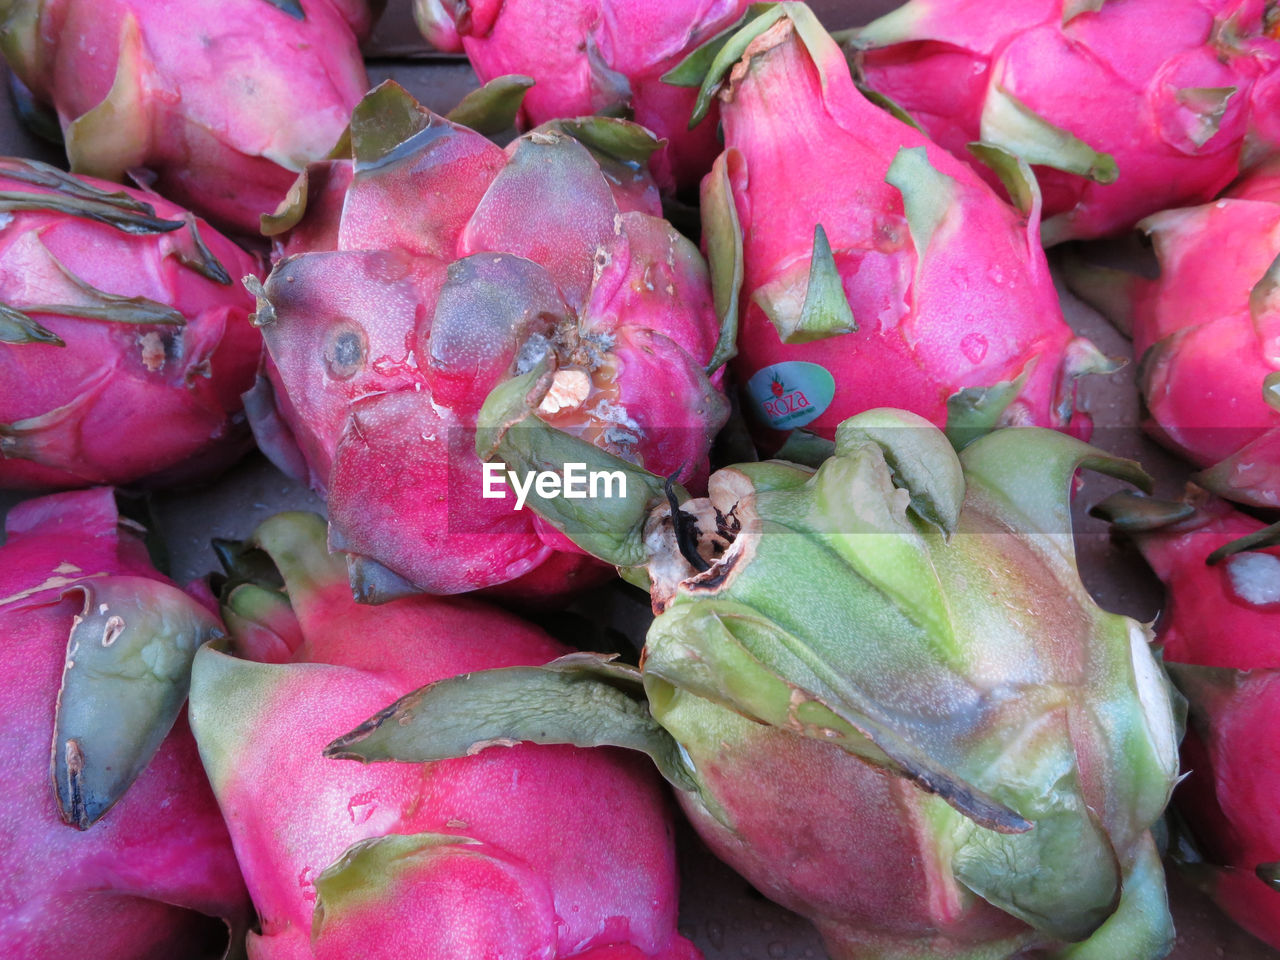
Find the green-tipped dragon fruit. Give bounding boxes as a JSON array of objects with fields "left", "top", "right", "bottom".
[
  {"left": 0, "top": 158, "right": 263, "bottom": 490},
  {"left": 1067, "top": 159, "right": 1280, "bottom": 510},
  {"left": 329, "top": 403, "right": 1183, "bottom": 960},
  {"left": 0, "top": 0, "right": 379, "bottom": 233},
  {"left": 1095, "top": 489, "right": 1280, "bottom": 950},
  {"left": 665, "top": 3, "right": 1111, "bottom": 451},
  {"left": 0, "top": 488, "right": 248, "bottom": 959},
  {"left": 190, "top": 511, "right": 699, "bottom": 959},
  {"left": 247, "top": 81, "right": 727, "bottom": 601},
  {"left": 846, "top": 0, "right": 1280, "bottom": 243}
]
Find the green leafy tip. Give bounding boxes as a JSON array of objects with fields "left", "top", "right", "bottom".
[
  {"left": 1089, "top": 492, "right": 1196, "bottom": 533},
  {"left": 445, "top": 75, "right": 535, "bottom": 136},
  {"left": 1206, "top": 519, "right": 1280, "bottom": 565},
  {"left": 324, "top": 653, "right": 699, "bottom": 793}
]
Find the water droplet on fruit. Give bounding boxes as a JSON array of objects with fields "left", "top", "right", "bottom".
[{"left": 961, "top": 332, "right": 989, "bottom": 364}]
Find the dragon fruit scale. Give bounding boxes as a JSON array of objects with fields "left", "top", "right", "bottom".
[
  {"left": 0, "top": 487, "right": 250, "bottom": 959},
  {"left": 847, "top": 0, "right": 1280, "bottom": 243},
  {"left": 188, "top": 510, "right": 700, "bottom": 960},
  {"left": 247, "top": 81, "right": 728, "bottom": 600},
  {"left": 0, "top": 159, "right": 263, "bottom": 490},
  {"left": 676, "top": 4, "right": 1110, "bottom": 451},
  {"left": 415, "top": 0, "right": 751, "bottom": 193},
  {"left": 334, "top": 407, "right": 1183, "bottom": 960},
  {"left": 1096, "top": 491, "right": 1280, "bottom": 949},
  {"left": 0, "top": 0, "right": 379, "bottom": 234},
  {"left": 1067, "top": 160, "right": 1280, "bottom": 510}
]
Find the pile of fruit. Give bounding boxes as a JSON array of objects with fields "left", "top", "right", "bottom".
[{"left": 1, "top": 1, "right": 1278, "bottom": 957}]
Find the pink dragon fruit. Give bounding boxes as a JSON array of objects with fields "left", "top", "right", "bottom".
[
  {"left": 415, "top": 0, "right": 750, "bottom": 193},
  {"left": 0, "top": 487, "right": 250, "bottom": 959},
  {"left": 0, "top": 0, "right": 378, "bottom": 233},
  {"left": 0, "top": 159, "right": 263, "bottom": 490},
  {"left": 676, "top": 4, "right": 1107, "bottom": 449},
  {"left": 1096, "top": 490, "right": 1280, "bottom": 949},
  {"left": 847, "top": 0, "right": 1280, "bottom": 243},
  {"left": 247, "top": 81, "right": 727, "bottom": 600},
  {"left": 188, "top": 510, "right": 699, "bottom": 960},
  {"left": 1068, "top": 160, "right": 1280, "bottom": 509}
]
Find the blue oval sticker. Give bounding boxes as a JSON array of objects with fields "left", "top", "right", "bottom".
[{"left": 746, "top": 361, "right": 835, "bottom": 430}]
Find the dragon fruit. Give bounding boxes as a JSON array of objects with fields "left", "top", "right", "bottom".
[
  {"left": 1067, "top": 160, "right": 1280, "bottom": 509},
  {"left": 335, "top": 406, "right": 1183, "bottom": 960},
  {"left": 847, "top": 0, "right": 1280, "bottom": 243},
  {"left": 0, "top": 0, "right": 378, "bottom": 234},
  {"left": 671, "top": 4, "right": 1108, "bottom": 450},
  {"left": 1095, "top": 490, "right": 1280, "bottom": 949},
  {"left": 414, "top": 0, "right": 750, "bottom": 193},
  {"left": 0, "top": 159, "right": 263, "bottom": 490},
  {"left": 188, "top": 510, "right": 699, "bottom": 960},
  {"left": 0, "top": 487, "right": 249, "bottom": 959},
  {"left": 247, "top": 81, "right": 727, "bottom": 599}
]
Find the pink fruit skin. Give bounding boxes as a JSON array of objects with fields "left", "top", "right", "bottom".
[
  {"left": 0, "top": 488, "right": 250, "bottom": 960},
  {"left": 416, "top": 0, "right": 750, "bottom": 193},
  {"left": 857, "top": 0, "right": 1280, "bottom": 242},
  {"left": 678, "top": 717, "right": 1032, "bottom": 958},
  {"left": 716, "top": 18, "right": 1095, "bottom": 444},
  {"left": 252, "top": 89, "right": 726, "bottom": 599},
  {"left": 9, "top": 0, "right": 373, "bottom": 233},
  {"left": 1127, "top": 500, "right": 1280, "bottom": 949},
  {"left": 1125, "top": 162, "right": 1280, "bottom": 506},
  {"left": 0, "top": 167, "right": 263, "bottom": 490},
  {"left": 190, "top": 526, "right": 699, "bottom": 960}
]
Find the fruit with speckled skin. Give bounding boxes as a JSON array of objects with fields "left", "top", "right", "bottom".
[
  {"left": 0, "top": 159, "right": 262, "bottom": 490},
  {"left": 247, "top": 82, "right": 727, "bottom": 601}
]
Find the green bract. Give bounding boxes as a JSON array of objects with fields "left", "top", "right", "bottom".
[{"left": 333, "top": 409, "right": 1182, "bottom": 960}]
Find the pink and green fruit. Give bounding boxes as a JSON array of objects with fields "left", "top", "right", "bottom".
[
  {"left": 189, "top": 511, "right": 700, "bottom": 960},
  {"left": 0, "top": 159, "right": 263, "bottom": 490},
  {"left": 0, "top": 487, "right": 249, "bottom": 960},
  {"left": 248, "top": 81, "right": 727, "bottom": 600},
  {"left": 0, "top": 0, "right": 378, "bottom": 232}
]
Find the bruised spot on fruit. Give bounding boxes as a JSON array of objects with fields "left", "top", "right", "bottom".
[
  {"left": 684, "top": 484, "right": 759, "bottom": 597},
  {"left": 101, "top": 615, "right": 125, "bottom": 647},
  {"left": 726, "top": 19, "right": 794, "bottom": 99},
  {"left": 684, "top": 542, "right": 742, "bottom": 593},
  {"left": 138, "top": 331, "right": 165, "bottom": 371},
  {"left": 325, "top": 323, "right": 367, "bottom": 381},
  {"left": 1226, "top": 552, "right": 1280, "bottom": 607},
  {"left": 60, "top": 737, "right": 88, "bottom": 827},
  {"left": 537, "top": 368, "right": 591, "bottom": 416},
  {"left": 666, "top": 475, "right": 709, "bottom": 572},
  {"left": 184, "top": 357, "right": 213, "bottom": 384}
]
